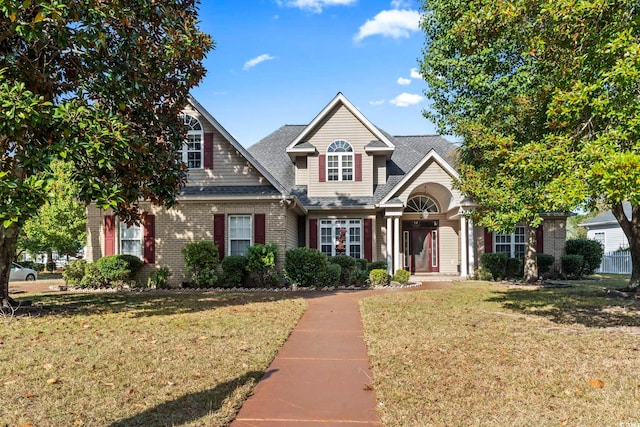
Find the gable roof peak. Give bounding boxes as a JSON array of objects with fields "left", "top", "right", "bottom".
[{"left": 285, "top": 92, "right": 395, "bottom": 154}]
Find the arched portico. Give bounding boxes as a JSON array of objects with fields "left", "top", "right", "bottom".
[{"left": 381, "top": 182, "right": 474, "bottom": 278}]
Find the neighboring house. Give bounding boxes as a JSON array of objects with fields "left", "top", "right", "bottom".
[
  {"left": 85, "top": 93, "right": 569, "bottom": 285},
  {"left": 579, "top": 203, "right": 631, "bottom": 253}
]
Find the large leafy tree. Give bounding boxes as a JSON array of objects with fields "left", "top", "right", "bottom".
[
  {"left": 419, "top": 0, "right": 563, "bottom": 283},
  {"left": 19, "top": 160, "right": 86, "bottom": 265},
  {"left": 420, "top": 0, "right": 640, "bottom": 288},
  {"left": 0, "top": 0, "right": 213, "bottom": 306},
  {"left": 540, "top": 1, "right": 640, "bottom": 290}
]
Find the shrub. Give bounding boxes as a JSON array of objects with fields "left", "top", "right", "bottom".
[
  {"left": 116, "top": 254, "right": 144, "bottom": 276},
  {"left": 284, "top": 247, "right": 328, "bottom": 288},
  {"left": 147, "top": 267, "right": 172, "bottom": 289},
  {"left": 474, "top": 267, "right": 494, "bottom": 281},
  {"left": 246, "top": 244, "right": 279, "bottom": 287},
  {"left": 182, "top": 241, "right": 220, "bottom": 286},
  {"left": 329, "top": 255, "right": 357, "bottom": 285},
  {"left": 324, "top": 263, "right": 341, "bottom": 287},
  {"left": 561, "top": 254, "right": 584, "bottom": 278},
  {"left": 80, "top": 263, "right": 106, "bottom": 288},
  {"left": 351, "top": 269, "right": 370, "bottom": 287},
  {"left": 565, "top": 239, "right": 603, "bottom": 276},
  {"left": 62, "top": 260, "right": 87, "bottom": 285},
  {"left": 221, "top": 255, "right": 248, "bottom": 287},
  {"left": 46, "top": 260, "right": 56, "bottom": 272},
  {"left": 367, "top": 261, "right": 388, "bottom": 272},
  {"left": 391, "top": 269, "right": 410, "bottom": 285},
  {"left": 536, "top": 253, "right": 555, "bottom": 274},
  {"left": 182, "top": 241, "right": 220, "bottom": 270},
  {"left": 193, "top": 268, "right": 218, "bottom": 288},
  {"left": 355, "top": 258, "right": 368, "bottom": 271},
  {"left": 95, "top": 256, "right": 132, "bottom": 286},
  {"left": 369, "top": 269, "right": 390, "bottom": 287},
  {"left": 32, "top": 262, "right": 45, "bottom": 272},
  {"left": 480, "top": 253, "right": 508, "bottom": 281},
  {"left": 505, "top": 258, "right": 523, "bottom": 280}
]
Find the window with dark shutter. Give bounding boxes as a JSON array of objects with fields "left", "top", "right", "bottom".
[
  {"left": 104, "top": 215, "right": 115, "bottom": 256},
  {"left": 254, "top": 214, "right": 266, "bottom": 245},
  {"left": 204, "top": 132, "right": 213, "bottom": 169},
  {"left": 309, "top": 219, "right": 318, "bottom": 249},
  {"left": 214, "top": 214, "right": 225, "bottom": 260},
  {"left": 364, "top": 218, "right": 373, "bottom": 261},
  {"left": 143, "top": 215, "right": 155, "bottom": 264}
]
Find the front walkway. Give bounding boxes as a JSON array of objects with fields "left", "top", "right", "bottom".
[{"left": 231, "top": 281, "right": 454, "bottom": 426}]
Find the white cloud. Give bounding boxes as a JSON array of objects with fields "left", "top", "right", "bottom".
[
  {"left": 410, "top": 67, "right": 422, "bottom": 79},
  {"left": 243, "top": 54, "right": 275, "bottom": 71},
  {"left": 397, "top": 77, "right": 411, "bottom": 86},
  {"left": 354, "top": 9, "right": 421, "bottom": 41},
  {"left": 278, "top": 0, "right": 356, "bottom": 13},
  {"left": 390, "top": 92, "right": 424, "bottom": 107},
  {"left": 390, "top": 0, "right": 412, "bottom": 8},
  {"left": 369, "top": 99, "right": 385, "bottom": 106}
]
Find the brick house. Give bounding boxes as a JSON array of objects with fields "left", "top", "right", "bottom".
[{"left": 85, "top": 93, "right": 568, "bottom": 285}]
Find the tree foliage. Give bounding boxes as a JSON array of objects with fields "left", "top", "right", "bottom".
[
  {"left": 19, "top": 160, "right": 86, "bottom": 260},
  {"left": 420, "top": 0, "right": 640, "bottom": 286},
  {"left": 419, "top": 0, "right": 562, "bottom": 282},
  {"left": 0, "top": 0, "right": 213, "bottom": 304}
]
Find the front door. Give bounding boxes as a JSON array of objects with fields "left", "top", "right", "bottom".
[{"left": 408, "top": 228, "right": 439, "bottom": 273}]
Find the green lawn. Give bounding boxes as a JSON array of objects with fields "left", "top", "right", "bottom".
[
  {"left": 1, "top": 291, "right": 306, "bottom": 427},
  {"left": 361, "top": 276, "right": 640, "bottom": 427}
]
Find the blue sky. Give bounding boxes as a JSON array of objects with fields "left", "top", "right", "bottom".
[{"left": 190, "top": 0, "right": 441, "bottom": 147}]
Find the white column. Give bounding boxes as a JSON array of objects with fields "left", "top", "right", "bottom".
[
  {"left": 386, "top": 216, "right": 392, "bottom": 275},
  {"left": 394, "top": 216, "right": 401, "bottom": 274},
  {"left": 460, "top": 216, "right": 468, "bottom": 277},
  {"left": 468, "top": 218, "right": 475, "bottom": 276}
]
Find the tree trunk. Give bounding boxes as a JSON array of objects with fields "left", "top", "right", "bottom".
[
  {"left": 0, "top": 223, "right": 21, "bottom": 307},
  {"left": 523, "top": 225, "right": 539, "bottom": 283},
  {"left": 611, "top": 202, "right": 640, "bottom": 291}
]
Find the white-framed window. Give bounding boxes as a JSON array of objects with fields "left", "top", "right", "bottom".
[
  {"left": 327, "top": 140, "right": 353, "bottom": 181},
  {"left": 179, "top": 114, "right": 203, "bottom": 169},
  {"left": 319, "top": 219, "right": 362, "bottom": 258},
  {"left": 119, "top": 222, "right": 142, "bottom": 259},
  {"left": 229, "top": 215, "right": 252, "bottom": 256},
  {"left": 593, "top": 232, "right": 605, "bottom": 249},
  {"left": 495, "top": 226, "right": 526, "bottom": 258}
]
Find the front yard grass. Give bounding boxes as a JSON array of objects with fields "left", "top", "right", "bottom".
[
  {"left": 361, "top": 276, "right": 640, "bottom": 427},
  {"left": 1, "top": 291, "right": 306, "bottom": 426}
]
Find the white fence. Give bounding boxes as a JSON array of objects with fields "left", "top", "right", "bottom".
[{"left": 597, "top": 251, "right": 632, "bottom": 274}]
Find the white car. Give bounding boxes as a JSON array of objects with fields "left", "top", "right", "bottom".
[{"left": 10, "top": 263, "right": 38, "bottom": 281}]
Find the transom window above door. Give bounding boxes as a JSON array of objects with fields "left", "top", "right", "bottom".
[
  {"left": 179, "top": 113, "right": 203, "bottom": 169},
  {"left": 327, "top": 140, "right": 353, "bottom": 181},
  {"left": 404, "top": 196, "right": 439, "bottom": 213}
]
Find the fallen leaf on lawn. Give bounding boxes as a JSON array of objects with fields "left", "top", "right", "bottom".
[
  {"left": 47, "top": 377, "right": 60, "bottom": 384},
  {"left": 19, "top": 423, "right": 34, "bottom": 427},
  {"left": 198, "top": 336, "right": 207, "bottom": 340},
  {"left": 128, "top": 388, "right": 135, "bottom": 395},
  {"left": 43, "top": 363, "right": 53, "bottom": 370},
  {"left": 588, "top": 379, "right": 604, "bottom": 388},
  {"left": 74, "top": 420, "right": 83, "bottom": 425},
  {"left": 25, "top": 392, "right": 35, "bottom": 398}
]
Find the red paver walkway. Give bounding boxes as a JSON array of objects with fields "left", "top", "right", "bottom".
[{"left": 231, "top": 282, "right": 454, "bottom": 427}]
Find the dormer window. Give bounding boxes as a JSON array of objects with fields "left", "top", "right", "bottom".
[
  {"left": 180, "top": 114, "right": 203, "bottom": 169},
  {"left": 327, "top": 140, "right": 353, "bottom": 181}
]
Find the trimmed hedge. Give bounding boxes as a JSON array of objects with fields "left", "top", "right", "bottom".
[
  {"left": 536, "top": 253, "right": 555, "bottom": 274},
  {"left": 182, "top": 241, "right": 220, "bottom": 287},
  {"left": 367, "top": 261, "right": 388, "bottom": 272},
  {"left": 392, "top": 269, "right": 410, "bottom": 285},
  {"left": 284, "top": 247, "right": 328, "bottom": 288},
  {"left": 246, "top": 244, "right": 279, "bottom": 287},
  {"left": 325, "top": 263, "right": 341, "bottom": 287},
  {"left": 480, "top": 253, "right": 508, "bottom": 281},
  {"left": 561, "top": 254, "right": 584, "bottom": 278},
  {"left": 221, "top": 255, "right": 248, "bottom": 287},
  {"left": 329, "top": 255, "right": 358, "bottom": 285},
  {"left": 369, "top": 269, "right": 390, "bottom": 287},
  {"left": 565, "top": 239, "right": 603, "bottom": 276}
]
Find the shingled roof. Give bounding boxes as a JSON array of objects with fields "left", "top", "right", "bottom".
[{"left": 248, "top": 125, "right": 458, "bottom": 208}]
